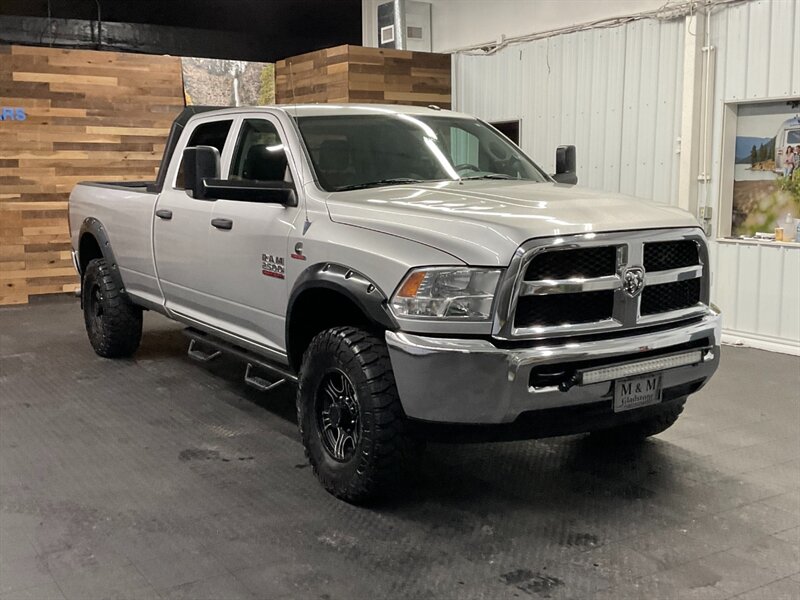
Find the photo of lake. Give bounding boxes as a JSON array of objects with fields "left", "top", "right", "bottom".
[{"left": 731, "top": 101, "right": 800, "bottom": 237}]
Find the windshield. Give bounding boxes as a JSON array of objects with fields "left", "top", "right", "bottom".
[{"left": 295, "top": 113, "right": 548, "bottom": 191}]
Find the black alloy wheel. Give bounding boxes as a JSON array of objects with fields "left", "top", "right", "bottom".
[
  {"left": 315, "top": 369, "right": 362, "bottom": 462},
  {"left": 87, "top": 283, "right": 105, "bottom": 336}
]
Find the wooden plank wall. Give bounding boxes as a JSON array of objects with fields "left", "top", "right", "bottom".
[
  {"left": 0, "top": 44, "right": 184, "bottom": 305},
  {"left": 276, "top": 45, "right": 451, "bottom": 108}
]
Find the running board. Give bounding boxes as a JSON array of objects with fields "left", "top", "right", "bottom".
[
  {"left": 183, "top": 328, "right": 298, "bottom": 389},
  {"left": 244, "top": 363, "right": 286, "bottom": 392},
  {"left": 187, "top": 339, "right": 221, "bottom": 362}
]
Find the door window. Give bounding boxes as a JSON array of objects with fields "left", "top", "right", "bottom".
[
  {"left": 229, "top": 119, "right": 292, "bottom": 183},
  {"left": 449, "top": 127, "right": 481, "bottom": 168},
  {"left": 174, "top": 119, "right": 233, "bottom": 189}
]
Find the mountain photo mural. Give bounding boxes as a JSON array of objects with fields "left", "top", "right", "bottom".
[{"left": 731, "top": 101, "right": 800, "bottom": 237}]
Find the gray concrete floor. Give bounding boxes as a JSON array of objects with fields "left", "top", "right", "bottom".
[{"left": 0, "top": 297, "right": 799, "bottom": 600}]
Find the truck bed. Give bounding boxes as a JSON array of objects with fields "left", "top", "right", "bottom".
[{"left": 77, "top": 181, "right": 157, "bottom": 194}]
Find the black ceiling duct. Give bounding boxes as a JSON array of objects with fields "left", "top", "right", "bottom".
[{"left": 0, "top": 0, "right": 362, "bottom": 62}]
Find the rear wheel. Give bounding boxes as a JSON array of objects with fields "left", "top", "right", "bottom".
[
  {"left": 590, "top": 399, "right": 685, "bottom": 443},
  {"left": 82, "top": 258, "right": 142, "bottom": 358},
  {"left": 297, "top": 326, "right": 417, "bottom": 503}
]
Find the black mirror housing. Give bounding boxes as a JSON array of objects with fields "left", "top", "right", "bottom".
[
  {"left": 183, "top": 145, "right": 220, "bottom": 199},
  {"left": 553, "top": 145, "right": 577, "bottom": 184},
  {"left": 203, "top": 179, "right": 297, "bottom": 206}
]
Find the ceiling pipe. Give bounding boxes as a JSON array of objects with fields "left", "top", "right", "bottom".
[{"left": 393, "top": 0, "right": 407, "bottom": 50}]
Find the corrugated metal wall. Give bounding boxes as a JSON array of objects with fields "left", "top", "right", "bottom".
[
  {"left": 453, "top": 1, "right": 800, "bottom": 352},
  {"left": 711, "top": 241, "right": 800, "bottom": 348},
  {"left": 707, "top": 0, "right": 800, "bottom": 351},
  {"left": 453, "top": 17, "right": 686, "bottom": 205}
]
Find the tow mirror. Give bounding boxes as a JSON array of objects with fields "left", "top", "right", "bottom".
[
  {"left": 553, "top": 145, "right": 577, "bottom": 185},
  {"left": 183, "top": 145, "right": 220, "bottom": 199}
]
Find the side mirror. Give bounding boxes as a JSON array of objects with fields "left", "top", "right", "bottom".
[
  {"left": 203, "top": 179, "right": 297, "bottom": 206},
  {"left": 552, "top": 145, "right": 577, "bottom": 184},
  {"left": 183, "top": 145, "right": 220, "bottom": 199}
]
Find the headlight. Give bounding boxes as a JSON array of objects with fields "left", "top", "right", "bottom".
[{"left": 390, "top": 267, "right": 503, "bottom": 320}]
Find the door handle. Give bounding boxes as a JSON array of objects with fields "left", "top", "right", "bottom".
[
  {"left": 155, "top": 209, "right": 172, "bottom": 220},
  {"left": 211, "top": 218, "right": 233, "bottom": 230}
]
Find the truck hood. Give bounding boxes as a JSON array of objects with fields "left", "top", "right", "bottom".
[{"left": 325, "top": 180, "right": 700, "bottom": 266}]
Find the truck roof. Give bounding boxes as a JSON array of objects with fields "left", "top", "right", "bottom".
[{"left": 191, "top": 103, "right": 474, "bottom": 120}]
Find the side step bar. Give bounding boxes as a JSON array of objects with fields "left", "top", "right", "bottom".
[{"left": 183, "top": 328, "right": 298, "bottom": 391}]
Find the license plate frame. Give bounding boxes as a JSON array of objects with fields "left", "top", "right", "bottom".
[{"left": 613, "top": 374, "right": 663, "bottom": 413}]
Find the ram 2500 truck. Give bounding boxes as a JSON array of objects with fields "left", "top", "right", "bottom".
[{"left": 69, "top": 104, "right": 720, "bottom": 502}]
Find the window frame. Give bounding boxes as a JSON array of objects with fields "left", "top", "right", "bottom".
[
  {"left": 228, "top": 117, "right": 294, "bottom": 184},
  {"left": 488, "top": 119, "right": 522, "bottom": 146},
  {"left": 169, "top": 116, "right": 237, "bottom": 192},
  {"left": 717, "top": 98, "right": 800, "bottom": 240},
  {"left": 224, "top": 114, "right": 301, "bottom": 196}
]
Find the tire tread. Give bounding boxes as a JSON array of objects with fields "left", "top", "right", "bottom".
[
  {"left": 297, "top": 326, "right": 418, "bottom": 503},
  {"left": 82, "top": 258, "right": 142, "bottom": 358}
]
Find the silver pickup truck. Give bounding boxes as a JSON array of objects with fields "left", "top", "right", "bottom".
[{"left": 69, "top": 104, "right": 720, "bottom": 502}]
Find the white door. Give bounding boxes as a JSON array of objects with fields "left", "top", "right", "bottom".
[
  {"left": 203, "top": 115, "right": 304, "bottom": 355},
  {"left": 153, "top": 117, "right": 236, "bottom": 322}
]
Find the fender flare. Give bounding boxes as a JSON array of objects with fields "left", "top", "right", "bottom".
[
  {"left": 78, "top": 217, "right": 126, "bottom": 295},
  {"left": 286, "top": 263, "right": 398, "bottom": 358}
]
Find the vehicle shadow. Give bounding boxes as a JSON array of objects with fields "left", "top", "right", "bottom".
[{"left": 139, "top": 325, "right": 705, "bottom": 520}]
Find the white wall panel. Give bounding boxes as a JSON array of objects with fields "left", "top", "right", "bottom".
[
  {"left": 454, "top": 18, "right": 685, "bottom": 205},
  {"left": 707, "top": 0, "right": 800, "bottom": 351},
  {"left": 363, "top": 0, "right": 676, "bottom": 52},
  {"left": 711, "top": 241, "right": 800, "bottom": 350}
]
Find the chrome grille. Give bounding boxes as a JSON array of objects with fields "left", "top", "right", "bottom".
[
  {"left": 641, "top": 279, "right": 701, "bottom": 315},
  {"left": 524, "top": 246, "right": 617, "bottom": 280},
  {"left": 644, "top": 240, "right": 699, "bottom": 271},
  {"left": 493, "top": 228, "right": 709, "bottom": 339},
  {"left": 515, "top": 290, "right": 614, "bottom": 328}
]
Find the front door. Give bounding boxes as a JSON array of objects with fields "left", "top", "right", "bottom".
[
  {"left": 203, "top": 115, "right": 304, "bottom": 356},
  {"left": 153, "top": 117, "right": 235, "bottom": 322}
]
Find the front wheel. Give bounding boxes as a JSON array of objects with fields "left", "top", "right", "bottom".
[
  {"left": 296, "top": 326, "right": 417, "bottom": 503},
  {"left": 82, "top": 258, "right": 142, "bottom": 358}
]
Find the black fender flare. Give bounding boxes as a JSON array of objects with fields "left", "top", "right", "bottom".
[
  {"left": 286, "top": 263, "right": 398, "bottom": 359},
  {"left": 78, "top": 217, "right": 127, "bottom": 297}
]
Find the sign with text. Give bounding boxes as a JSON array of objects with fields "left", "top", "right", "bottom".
[{"left": 0, "top": 107, "right": 26, "bottom": 121}]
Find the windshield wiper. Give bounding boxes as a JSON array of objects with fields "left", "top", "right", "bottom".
[
  {"left": 335, "top": 178, "right": 424, "bottom": 191},
  {"left": 460, "top": 173, "right": 517, "bottom": 180}
]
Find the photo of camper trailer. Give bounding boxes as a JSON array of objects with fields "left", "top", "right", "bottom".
[
  {"left": 731, "top": 101, "right": 800, "bottom": 237},
  {"left": 774, "top": 115, "right": 800, "bottom": 175}
]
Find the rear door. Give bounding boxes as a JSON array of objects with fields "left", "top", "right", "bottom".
[
  {"left": 203, "top": 114, "right": 303, "bottom": 355},
  {"left": 153, "top": 117, "right": 235, "bottom": 321}
]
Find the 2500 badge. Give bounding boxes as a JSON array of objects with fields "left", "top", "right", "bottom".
[{"left": 261, "top": 253, "right": 285, "bottom": 279}]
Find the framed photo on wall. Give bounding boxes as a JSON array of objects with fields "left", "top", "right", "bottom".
[{"left": 719, "top": 99, "right": 800, "bottom": 240}]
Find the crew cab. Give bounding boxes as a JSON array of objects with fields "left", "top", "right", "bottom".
[{"left": 69, "top": 104, "right": 720, "bottom": 502}]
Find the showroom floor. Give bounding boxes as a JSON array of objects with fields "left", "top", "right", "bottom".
[{"left": 1, "top": 297, "right": 798, "bottom": 600}]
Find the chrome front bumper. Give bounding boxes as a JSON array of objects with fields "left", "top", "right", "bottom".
[{"left": 386, "top": 311, "right": 721, "bottom": 424}]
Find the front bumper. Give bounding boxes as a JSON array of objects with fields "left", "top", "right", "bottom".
[{"left": 386, "top": 311, "right": 721, "bottom": 425}]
